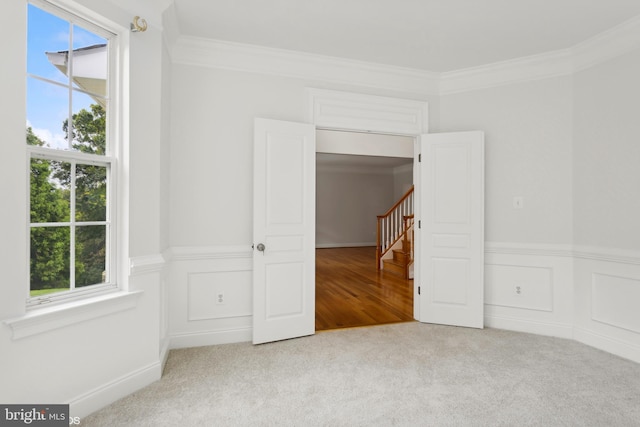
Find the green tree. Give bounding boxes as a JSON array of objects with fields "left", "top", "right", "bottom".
[
  {"left": 28, "top": 104, "right": 107, "bottom": 292},
  {"left": 63, "top": 104, "right": 107, "bottom": 287},
  {"left": 28, "top": 127, "right": 70, "bottom": 290}
]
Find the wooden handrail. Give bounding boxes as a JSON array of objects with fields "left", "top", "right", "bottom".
[
  {"left": 376, "top": 186, "right": 414, "bottom": 270},
  {"left": 377, "top": 185, "right": 415, "bottom": 219}
]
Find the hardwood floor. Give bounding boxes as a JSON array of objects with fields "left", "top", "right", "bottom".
[{"left": 315, "top": 246, "right": 414, "bottom": 331}]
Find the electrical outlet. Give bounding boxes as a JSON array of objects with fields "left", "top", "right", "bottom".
[
  {"left": 216, "top": 292, "right": 225, "bottom": 305},
  {"left": 515, "top": 285, "right": 523, "bottom": 296}
]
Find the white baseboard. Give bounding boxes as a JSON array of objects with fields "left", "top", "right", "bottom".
[
  {"left": 69, "top": 361, "right": 162, "bottom": 419},
  {"left": 160, "top": 337, "right": 171, "bottom": 372},
  {"left": 574, "top": 327, "right": 640, "bottom": 364},
  {"left": 170, "top": 327, "right": 252, "bottom": 349},
  {"left": 485, "top": 314, "right": 573, "bottom": 339}
]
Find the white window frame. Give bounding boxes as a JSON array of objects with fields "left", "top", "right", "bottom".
[{"left": 26, "top": 0, "right": 120, "bottom": 309}]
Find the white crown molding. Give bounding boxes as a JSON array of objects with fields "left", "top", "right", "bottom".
[
  {"left": 439, "top": 49, "right": 573, "bottom": 95},
  {"left": 170, "top": 36, "right": 439, "bottom": 96},
  {"left": 167, "top": 13, "right": 640, "bottom": 97},
  {"left": 440, "top": 14, "right": 640, "bottom": 95},
  {"left": 161, "top": 3, "right": 180, "bottom": 51},
  {"left": 572, "top": 14, "right": 640, "bottom": 73}
]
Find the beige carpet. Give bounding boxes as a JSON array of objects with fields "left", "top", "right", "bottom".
[{"left": 81, "top": 322, "right": 640, "bottom": 426}]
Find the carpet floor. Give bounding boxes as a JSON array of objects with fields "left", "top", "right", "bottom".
[{"left": 81, "top": 322, "right": 640, "bottom": 426}]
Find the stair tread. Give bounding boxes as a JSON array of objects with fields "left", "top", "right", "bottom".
[{"left": 383, "top": 259, "right": 407, "bottom": 267}]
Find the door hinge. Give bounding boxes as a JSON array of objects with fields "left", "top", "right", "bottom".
[
  {"left": 418, "top": 154, "right": 421, "bottom": 162},
  {"left": 418, "top": 286, "right": 421, "bottom": 295},
  {"left": 418, "top": 220, "right": 421, "bottom": 228}
]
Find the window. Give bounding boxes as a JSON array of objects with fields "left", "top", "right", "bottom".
[{"left": 26, "top": 0, "right": 117, "bottom": 307}]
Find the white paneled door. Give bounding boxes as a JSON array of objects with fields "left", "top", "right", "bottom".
[
  {"left": 418, "top": 131, "right": 485, "bottom": 328},
  {"left": 253, "top": 118, "right": 316, "bottom": 344}
]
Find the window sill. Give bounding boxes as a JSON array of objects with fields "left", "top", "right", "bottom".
[{"left": 3, "top": 290, "right": 143, "bottom": 340}]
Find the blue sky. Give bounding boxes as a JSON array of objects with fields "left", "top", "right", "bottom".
[{"left": 27, "top": 4, "right": 106, "bottom": 149}]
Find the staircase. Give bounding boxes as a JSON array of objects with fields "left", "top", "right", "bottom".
[{"left": 376, "top": 187, "right": 414, "bottom": 279}]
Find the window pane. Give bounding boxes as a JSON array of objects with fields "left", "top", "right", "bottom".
[
  {"left": 27, "top": 77, "right": 70, "bottom": 150},
  {"left": 71, "top": 90, "right": 106, "bottom": 155},
  {"left": 76, "top": 163, "right": 107, "bottom": 222},
  {"left": 27, "top": 4, "right": 70, "bottom": 85},
  {"left": 76, "top": 225, "right": 106, "bottom": 287},
  {"left": 30, "top": 226, "right": 70, "bottom": 296},
  {"left": 30, "top": 158, "right": 70, "bottom": 223},
  {"left": 72, "top": 24, "right": 108, "bottom": 98}
]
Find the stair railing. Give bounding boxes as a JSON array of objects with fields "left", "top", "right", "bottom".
[{"left": 376, "top": 186, "right": 414, "bottom": 269}]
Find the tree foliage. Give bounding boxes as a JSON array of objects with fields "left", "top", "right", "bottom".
[
  {"left": 28, "top": 128, "right": 70, "bottom": 290},
  {"left": 28, "top": 104, "right": 107, "bottom": 292}
]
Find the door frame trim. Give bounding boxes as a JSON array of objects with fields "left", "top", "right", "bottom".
[{"left": 306, "top": 88, "right": 429, "bottom": 321}]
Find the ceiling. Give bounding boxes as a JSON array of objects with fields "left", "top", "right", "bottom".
[{"left": 172, "top": 0, "right": 640, "bottom": 72}]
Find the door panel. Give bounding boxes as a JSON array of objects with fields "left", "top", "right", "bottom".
[
  {"left": 418, "top": 131, "right": 484, "bottom": 328},
  {"left": 253, "top": 118, "right": 316, "bottom": 344}
]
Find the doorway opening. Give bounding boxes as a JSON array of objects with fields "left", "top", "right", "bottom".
[{"left": 315, "top": 130, "right": 415, "bottom": 331}]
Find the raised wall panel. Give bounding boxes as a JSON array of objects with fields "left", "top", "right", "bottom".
[
  {"left": 308, "top": 89, "right": 428, "bottom": 135},
  {"left": 485, "top": 264, "right": 553, "bottom": 312},
  {"left": 592, "top": 273, "right": 640, "bottom": 333},
  {"left": 188, "top": 271, "right": 252, "bottom": 321},
  {"left": 483, "top": 243, "right": 573, "bottom": 339}
]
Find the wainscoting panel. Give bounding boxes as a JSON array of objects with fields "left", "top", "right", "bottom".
[
  {"left": 592, "top": 273, "right": 640, "bottom": 333},
  {"left": 484, "top": 243, "right": 573, "bottom": 338},
  {"left": 187, "top": 271, "right": 252, "bottom": 321},
  {"left": 574, "top": 249, "right": 640, "bottom": 363},
  {"left": 485, "top": 264, "right": 553, "bottom": 312},
  {"left": 168, "top": 246, "right": 253, "bottom": 348},
  {"left": 165, "top": 243, "right": 640, "bottom": 363}
]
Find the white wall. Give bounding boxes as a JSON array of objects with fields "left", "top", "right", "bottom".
[
  {"left": 437, "top": 53, "right": 640, "bottom": 361},
  {"left": 393, "top": 164, "right": 414, "bottom": 200},
  {"left": 572, "top": 49, "right": 640, "bottom": 252},
  {"left": 167, "top": 64, "right": 434, "bottom": 347},
  {"left": 166, "top": 37, "right": 640, "bottom": 363},
  {"left": 0, "top": 0, "right": 169, "bottom": 418},
  {"left": 438, "top": 76, "right": 574, "bottom": 245},
  {"left": 438, "top": 76, "right": 575, "bottom": 338},
  {"left": 316, "top": 161, "right": 396, "bottom": 247},
  {"left": 3, "top": 1, "right": 640, "bottom": 420},
  {"left": 572, "top": 48, "right": 640, "bottom": 362}
]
